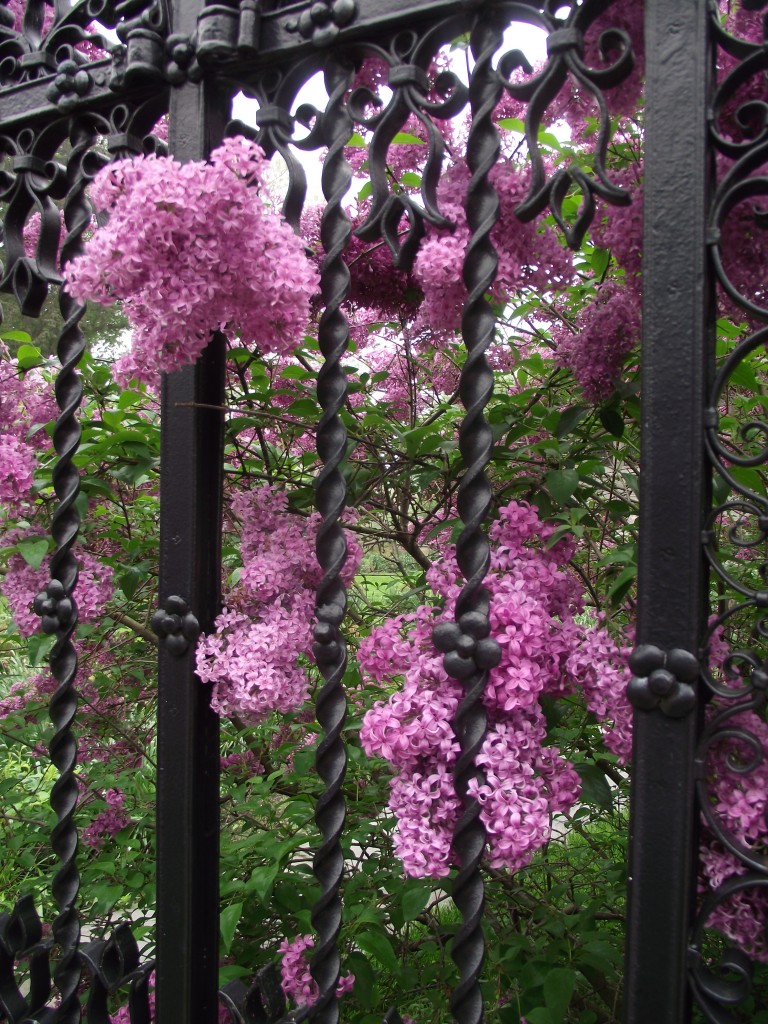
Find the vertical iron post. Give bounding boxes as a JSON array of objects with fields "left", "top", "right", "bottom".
[
  {"left": 624, "top": 2, "right": 711, "bottom": 1021},
  {"left": 155, "top": 12, "right": 230, "bottom": 1021}
]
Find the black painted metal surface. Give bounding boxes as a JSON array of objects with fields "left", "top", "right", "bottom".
[
  {"left": 623, "top": 2, "right": 711, "bottom": 1022},
  {"left": 0, "top": 0, "right": 758, "bottom": 1021}
]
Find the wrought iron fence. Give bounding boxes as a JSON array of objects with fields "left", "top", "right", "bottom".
[{"left": 0, "top": 0, "right": 765, "bottom": 1021}]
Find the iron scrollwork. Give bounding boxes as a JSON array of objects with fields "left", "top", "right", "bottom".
[{"left": 689, "top": 3, "right": 768, "bottom": 1019}]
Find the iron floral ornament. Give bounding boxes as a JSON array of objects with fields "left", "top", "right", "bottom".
[
  {"left": 627, "top": 644, "right": 699, "bottom": 718},
  {"left": 151, "top": 595, "right": 201, "bottom": 656}
]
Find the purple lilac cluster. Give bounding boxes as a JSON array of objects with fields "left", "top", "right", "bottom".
[
  {"left": 699, "top": 708, "right": 768, "bottom": 961},
  {"left": 278, "top": 934, "right": 354, "bottom": 1009},
  {"left": 82, "top": 788, "right": 131, "bottom": 850},
  {"left": 64, "top": 137, "right": 318, "bottom": 384},
  {"left": 359, "top": 501, "right": 633, "bottom": 878},
  {"left": 0, "top": 349, "right": 56, "bottom": 513},
  {"left": 413, "top": 159, "right": 572, "bottom": 340},
  {"left": 196, "top": 484, "right": 362, "bottom": 721}
]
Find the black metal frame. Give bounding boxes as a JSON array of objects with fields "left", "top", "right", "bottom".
[{"left": 0, "top": 0, "right": 765, "bottom": 1021}]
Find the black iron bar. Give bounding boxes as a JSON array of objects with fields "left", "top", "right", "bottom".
[
  {"left": 154, "top": 21, "right": 229, "bottom": 1019},
  {"left": 624, "top": 2, "right": 711, "bottom": 1021}
]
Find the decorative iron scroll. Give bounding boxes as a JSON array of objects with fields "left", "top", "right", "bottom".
[{"left": 690, "top": 3, "right": 768, "bottom": 1020}]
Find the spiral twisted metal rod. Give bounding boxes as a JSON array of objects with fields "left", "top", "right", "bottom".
[
  {"left": 43, "top": 118, "right": 101, "bottom": 1024},
  {"left": 309, "top": 52, "right": 355, "bottom": 1024},
  {"left": 442, "top": 12, "right": 504, "bottom": 1024}
]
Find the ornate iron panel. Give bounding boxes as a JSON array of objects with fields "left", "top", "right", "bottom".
[{"left": 0, "top": 0, "right": 762, "bottom": 1022}]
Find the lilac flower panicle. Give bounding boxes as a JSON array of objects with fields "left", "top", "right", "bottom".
[
  {"left": 83, "top": 788, "right": 131, "bottom": 850},
  {"left": 278, "top": 935, "right": 354, "bottom": 1008},
  {"left": 360, "top": 500, "right": 633, "bottom": 878},
  {"left": 196, "top": 484, "right": 362, "bottom": 721},
  {"left": 64, "top": 138, "right": 319, "bottom": 384}
]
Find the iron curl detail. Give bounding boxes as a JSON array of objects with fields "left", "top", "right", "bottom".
[
  {"left": 499, "top": 0, "right": 635, "bottom": 248},
  {"left": 0, "top": 123, "right": 68, "bottom": 316},
  {"left": 352, "top": 17, "right": 470, "bottom": 271},
  {"left": 689, "top": 874, "right": 768, "bottom": 1024}
]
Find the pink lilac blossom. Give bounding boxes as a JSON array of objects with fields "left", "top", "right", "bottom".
[
  {"left": 64, "top": 137, "right": 319, "bottom": 384},
  {"left": 82, "top": 788, "right": 131, "bottom": 850},
  {"left": 357, "top": 327, "right": 462, "bottom": 416},
  {"left": 220, "top": 750, "right": 264, "bottom": 776},
  {"left": 413, "top": 158, "right": 572, "bottom": 338},
  {"left": 698, "top": 703, "right": 768, "bottom": 961},
  {"left": 552, "top": 278, "right": 641, "bottom": 402},
  {"left": 23, "top": 209, "right": 64, "bottom": 267},
  {"left": 196, "top": 484, "right": 362, "bottom": 721},
  {"left": 303, "top": 202, "right": 423, "bottom": 321},
  {"left": 360, "top": 500, "right": 631, "bottom": 878},
  {"left": 590, "top": 164, "right": 643, "bottom": 278},
  {"left": 0, "top": 348, "right": 56, "bottom": 512},
  {"left": 545, "top": 0, "right": 644, "bottom": 140},
  {"left": 0, "top": 431, "right": 36, "bottom": 509},
  {"left": 278, "top": 934, "right": 354, "bottom": 1008}
]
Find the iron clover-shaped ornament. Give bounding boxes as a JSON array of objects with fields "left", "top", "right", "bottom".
[
  {"left": 34, "top": 579, "right": 75, "bottom": 634},
  {"left": 627, "top": 644, "right": 699, "bottom": 718},
  {"left": 151, "top": 595, "right": 200, "bottom": 656},
  {"left": 432, "top": 610, "right": 502, "bottom": 680}
]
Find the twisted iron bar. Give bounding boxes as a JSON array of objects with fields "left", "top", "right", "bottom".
[
  {"left": 444, "top": 12, "right": 504, "bottom": 1024},
  {"left": 44, "top": 119, "right": 100, "bottom": 1024},
  {"left": 308, "top": 53, "right": 355, "bottom": 1024}
]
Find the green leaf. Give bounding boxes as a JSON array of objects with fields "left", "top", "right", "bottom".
[
  {"left": 608, "top": 565, "right": 637, "bottom": 602},
  {"left": 555, "top": 406, "right": 589, "bottom": 438},
  {"left": 590, "top": 247, "right": 611, "bottom": 278},
  {"left": 392, "top": 132, "right": 424, "bottom": 145},
  {"left": 3, "top": 330, "right": 33, "bottom": 343},
  {"left": 220, "top": 902, "right": 242, "bottom": 954},
  {"left": 347, "top": 132, "right": 367, "bottom": 147},
  {"left": 245, "top": 865, "right": 278, "bottom": 904},
  {"left": 401, "top": 884, "right": 430, "bottom": 922},
  {"left": 285, "top": 397, "right": 319, "bottom": 418},
  {"left": 498, "top": 117, "right": 524, "bottom": 133},
  {"left": 16, "top": 538, "right": 48, "bottom": 570},
  {"left": 355, "top": 929, "right": 399, "bottom": 973},
  {"left": 399, "top": 171, "right": 422, "bottom": 188},
  {"left": 524, "top": 1010, "right": 552, "bottom": 1024},
  {"left": 538, "top": 130, "right": 563, "bottom": 151},
  {"left": 544, "top": 967, "right": 576, "bottom": 1023},
  {"left": 280, "top": 365, "right": 315, "bottom": 380},
  {"left": 600, "top": 408, "right": 624, "bottom": 437},
  {"left": 357, "top": 180, "right": 373, "bottom": 202},
  {"left": 93, "top": 884, "right": 123, "bottom": 916},
  {"left": 345, "top": 953, "right": 376, "bottom": 1007},
  {"left": 546, "top": 468, "right": 579, "bottom": 505},
  {"left": 26, "top": 632, "right": 55, "bottom": 665},
  {"left": 15, "top": 343, "right": 42, "bottom": 369},
  {"left": 575, "top": 763, "right": 614, "bottom": 811},
  {"left": 729, "top": 360, "right": 761, "bottom": 391}
]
